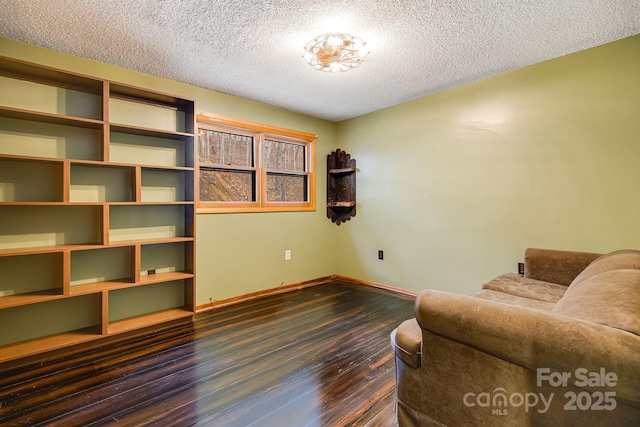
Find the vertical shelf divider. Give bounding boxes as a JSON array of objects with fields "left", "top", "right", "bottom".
[
  {"left": 62, "top": 160, "right": 71, "bottom": 203},
  {"left": 133, "top": 166, "right": 142, "bottom": 203},
  {"left": 101, "top": 291, "right": 109, "bottom": 335},
  {"left": 185, "top": 278, "right": 195, "bottom": 312},
  {"left": 62, "top": 250, "right": 72, "bottom": 296},
  {"left": 102, "top": 124, "right": 110, "bottom": 163},
  {"left": 102, "top": 204, "right": 110, "bottom": 246},
  {"left": 133, "top": 244, "right": 142, "bottom": 283},
  {"left": 102, "top": 81, "right": 110, "bottom": 163}
]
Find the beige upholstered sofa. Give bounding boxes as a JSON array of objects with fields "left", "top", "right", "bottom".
[{"left": 391, "top": 248, "right": 640, "bottom": 426}]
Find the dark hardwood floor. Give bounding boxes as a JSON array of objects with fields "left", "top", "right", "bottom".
[{"left": 0, "top": 281, "right": 416, "bottom": 426}]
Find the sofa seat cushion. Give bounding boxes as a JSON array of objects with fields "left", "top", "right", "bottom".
[
  {"left": 481, "top": 273, "right": 567, "bottom": 303},
  {"left": 474, "top": 289, "right": 556, "bottom": 311},
  {"left": 571, "top": 249, "right": 640, "bottom": 286},
  {"left": 391, "top": 318, "right": 422, "bottom": 368},
  {"left": 553, "top": 269, "right": 640, "bottom": 336}
]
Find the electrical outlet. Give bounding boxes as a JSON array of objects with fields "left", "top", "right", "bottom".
[
  {"left": 148, "top": 269, "right": 156, "bottom": 275},
  {"left": 285, "top": 250, "right": 291, "bottom": 260},
  {"left": 518, "top": 262, "right": 525, "bottom": 275},
  {"left": 378, "top": 250, "right": 384, "bottom": 260}
]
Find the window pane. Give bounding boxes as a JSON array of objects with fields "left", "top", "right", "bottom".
[
  {"left": 199, "top": 169, "right": 255, "bottom": 202},
  {"left": 266, "top": 174, "right": 307, "bottom": 202},
  {"left": 198, "top": 129, "right": 253, "bottom": 167},
  {"left": 264, "top": 140, "right": 305, "bottom": 171}
]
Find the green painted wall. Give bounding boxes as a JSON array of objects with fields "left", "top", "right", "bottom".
[
  {"left": 335, "top": 35, "right": 640, "bottom": 295},
  {"left": 3, "top": 34, "right": 639, "bottom": 302},
  {"left": 0, "top": 37, "right": 337, "bottom": 304}
]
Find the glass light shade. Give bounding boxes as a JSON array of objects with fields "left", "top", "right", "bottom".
[{"left": 303, "top": 33, "right": 369, "bottom": 72}]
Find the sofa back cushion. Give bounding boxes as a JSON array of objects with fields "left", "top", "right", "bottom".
[
  {"left": 553, "top": 269, "right": 640, "bottom": 335},
  {"left": 525, "top": 248, "right": 601, "bottom": 285},
  {"left": 570, "top": 249, "right": 640, "bottom": 286}
]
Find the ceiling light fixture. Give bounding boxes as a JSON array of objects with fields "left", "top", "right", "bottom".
[{"left": 303, "top": 33, "right": 369, "bottom": 73}]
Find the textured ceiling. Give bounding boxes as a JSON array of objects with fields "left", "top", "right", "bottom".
[{"left": 1, "top": 1, "right": 639, "bottom": 122}]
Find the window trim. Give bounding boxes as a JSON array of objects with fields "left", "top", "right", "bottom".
[{"left": 196, "top": 113, "right": 316, "bottom": 213}]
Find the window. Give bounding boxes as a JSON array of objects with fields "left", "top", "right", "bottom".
[{"left": 197, "top": 113, "right": 316, "bottom": 213}]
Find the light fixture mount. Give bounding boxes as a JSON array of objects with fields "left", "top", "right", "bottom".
[{"left": 303, "top": 33, "right": 369, "bottom": 73}]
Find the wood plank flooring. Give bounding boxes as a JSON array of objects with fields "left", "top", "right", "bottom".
[{"left": 0, "top": 281, "right": 416, "bottom": 426}]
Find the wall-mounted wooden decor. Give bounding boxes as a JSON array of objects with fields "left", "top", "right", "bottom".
[{"left": 327, "top": 149, "right": 356, "bottom": 225}]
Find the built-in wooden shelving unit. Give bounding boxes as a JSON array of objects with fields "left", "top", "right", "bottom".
[{"left": 0, "top": 56, "right": 196, "bottom": 363}]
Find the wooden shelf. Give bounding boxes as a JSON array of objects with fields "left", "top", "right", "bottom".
[
  {"left": 0, "top": 202, "right": 70, "bottom": 206},
  {"left": 0, "top": 276, "right": 196, "bottom": 309},
  {"left": 88, "top": 161, "right": 193, "bottom": 172},
  {"left": 68, "top": 280, "right": 132, "bottom": 295},
  {"left": 327, "top": 149, "right": 356, "bottom": 225},
  {"left": 109, "top": 82, "right": 194, "bottom": 110},
  {"left": 327, "top": 201, "right": 356, "bottom": 208},
  {"left": 329, "top": 168, "right": 356, "bottom": 174},
  {"left": 0, "top": 106, "right": 104, "bottom": 129},
  {"left": 94, "top": 201, "right": 195, "bottom": 206},
  {"left": 107, "top": 308, "right": 193, "bottom": 335},
  {"left": 0, "top": 238, "right": 197, "bottom": 257},
  {"left": 109, "top": 123, "right": 193, "bottom": 139},
  {"left": 0, "top": 244, "right": 103, "bottom": 258},
  {"left": 0, "top": 154, "right": 193, "bottom": 172},
  {"left": 0, "top": 290, "right": 62, "bottom": 309},
  {"left": 0, "top": 327, "right": 102, "bottom": 363},
  {"left": 138, "top": 271, "right": 195, "bottom": 285},
  {"left": 0, "top": 153, "right": 65, "bottom": 164},
  {"left": 0, "top": 56, "right": 196, "bottom": 363},
  {"left": 0, "top": 55, "right": 103, "bottom": 94},
  {"left": 68, "top": 272, "right": 194, "bottom": 295},
  {"left": 0, "top": 202, "right": 195, "bottom": 207}
]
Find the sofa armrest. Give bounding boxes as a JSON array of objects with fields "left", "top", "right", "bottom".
[
  {"left": 524, "top": 248, "right": 601, "bottom": 285},
  {"left": 415, "top": 290, "right": 640, "bottom": 403},
  {"left": 391, "top": 319, "right": 422, "bottom": 368}
]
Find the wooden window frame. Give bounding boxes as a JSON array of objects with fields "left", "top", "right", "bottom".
[{"left": 196, "top": 113, "right": 316, "bottom": 213}]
